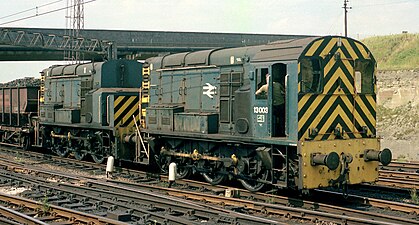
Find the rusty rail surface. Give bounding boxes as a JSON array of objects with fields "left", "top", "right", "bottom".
[
  {"left": 0, "top": 193, "right": 126, "bottom": 225},
  {"left": 0, "top": 157, "right": 279, "bottom": 224},
  {"left": 0, "top": 148, "right": 418, "bottom": 225}
]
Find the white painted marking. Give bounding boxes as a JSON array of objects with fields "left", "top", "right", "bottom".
[{"left": 203, "top": 83, "right": 217, "bottom": 98}]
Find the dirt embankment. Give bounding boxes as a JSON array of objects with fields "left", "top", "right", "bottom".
[{"left": 377, "top": 70, "right": 419, "bottom": 160}]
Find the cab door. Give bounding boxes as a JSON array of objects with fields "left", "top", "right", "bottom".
[{"left": 269, "top": 63, "right": 287, "bottom": 137}]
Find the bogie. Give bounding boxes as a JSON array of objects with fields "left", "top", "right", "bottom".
[{"left": 150, "top": 137, "right": 286, "bottom": 191}]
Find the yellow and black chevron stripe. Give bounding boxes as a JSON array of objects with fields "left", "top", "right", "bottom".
[
  {"left": 141, "top": 67, "right": 150, "bottom": 128},
  {"left": 114, "top": 95, "right": 141, "bottom": 127},
  {"left": 40, "top": 71, "right": 45, "bottom": 103},
  {"left": 298, "top": 36, "right": 376, "bottom": 140}
]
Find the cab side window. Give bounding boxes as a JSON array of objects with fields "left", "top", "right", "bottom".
[
  {"left": 255, "top": 68, "right": 269, "bottom": 99},
  {"left": 354, "top": 59, "right": 374, "bottom": 94},
  {"left": 300, "top": 58, "right": 322, "bottom": 93}
]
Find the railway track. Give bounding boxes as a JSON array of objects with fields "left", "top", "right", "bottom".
[
  {"left": 373, "top": 161, "right": 419, "bottom": 190},
  {"left": 378, "top": 170, "right": 419, "bottom": 189},
  {"left": 0, "top": 163, "right": 274, "bottom": 224},
  {"left": 7, "top": 147, "right": 419, "bottom": 195},
  {"left": 382, "top": 161, "right": 419, "bottom": 173},
  {"left": 0, "top": 147, "right": 418, "bottom": 224},
  {"left": 0, "top": 166, "right": 275, "bottom": 224},
  {"left": 0, "top": 192, "right": 126, "bottom": 225},
  {"left": 338, "top": 160, "right": 419, "bottom": 204}
]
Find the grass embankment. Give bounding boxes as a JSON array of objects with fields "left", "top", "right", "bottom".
[{"left": 362, "top": 33, "right": 419, "bottom": 70}]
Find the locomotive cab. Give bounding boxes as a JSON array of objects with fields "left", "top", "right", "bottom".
[{"left": 250, "top": 63, "right": 289, "bottom": 138}]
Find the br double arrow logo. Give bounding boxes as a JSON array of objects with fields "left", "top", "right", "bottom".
[{"left": 203, "top": 83, "right": 216, "bottom": 99}]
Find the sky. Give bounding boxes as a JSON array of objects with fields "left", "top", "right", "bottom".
[{"left": 0, "top": 0, "right": 418, "bottom": 82}]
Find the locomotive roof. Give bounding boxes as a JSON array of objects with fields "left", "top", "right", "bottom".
[
  {"left": 251, "top": 37, "right": 319, "bottom": 63},
  {"left": 148, "top": 36, "right": 319, "bottom": 69},
  {"left": 42, "top": 61, "right": 105, "bottom": 76}
]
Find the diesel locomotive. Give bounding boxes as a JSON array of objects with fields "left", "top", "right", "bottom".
[
  {"left": 142, "top": 36, "right": 392, "bottom": 191},
  {"left": 0, "top": 35, "right": 391, "bottom": 192}
]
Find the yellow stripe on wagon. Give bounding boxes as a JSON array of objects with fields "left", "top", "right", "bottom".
[
  {"left": 114, "top": 96, "right": 138, "bottom": 127},
  {"left": 141, "top": 67, "right": 150, "bottom": 128},
  {"left": 114, "top": 96, "right": 136, "bottom": 121},
  {"left": 297, "top": 36, "right": 377, "bottom": 141},
  {"left": 342, "top": 39, "right": 358, "bottom": 60},
  {"left": 320, "top": 38, "right": 337, "bottom": 58},
  {"left": 298, "top": 95, "right": 310, "bottom": 111},
  {"left": 355, "top": 42, "right": 369, "bottom": 59},
  {"left": 128, "top": 114, "right": 141, "bottom": 127},
  {"left": 114, "top": 96, "right": 125, "bottom": 108},
  {"left": 323, "top": 57, "right": 335, "bottom": 76},
  {"left": 355, "top": 97, "right": 376, "bottom": 125},
  {"left": 305, "top": 39, "right": 324, "bottom": 57},
  {"left": 122, "top": 103, "right": 140, "bottom": 126},
  {"left": 298, "top": 95, "right": 324, "bottom": 128}
]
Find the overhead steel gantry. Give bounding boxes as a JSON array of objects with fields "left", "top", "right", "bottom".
[
  {"left": 0, "top": 27, "right": 313, "bottom": 61},
  {"left": 0, "top": 28, "right": 115, "bottom": 61}
]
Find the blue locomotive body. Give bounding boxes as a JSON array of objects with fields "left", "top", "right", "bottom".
[
  {"left": 39, "top": 60, "right": 143, "bottom": 163},
  {"left": 143, "top": 36, "right": 391, "bottom": 191}
]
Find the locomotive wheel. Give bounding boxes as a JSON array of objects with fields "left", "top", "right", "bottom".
[
  {"left": 202, "top": 172, "right": 226, "bottom": 185},
  {"left": 174, "top": 157, "right": 191, "bottom": 179},
  {"left": 155, "top": 154, "right": 171, "bottom": 173},
  {"left": 202, "top": 161, "right": 226, "bottom": 185},
  {"left": 155, "top": 154, "right": 191, "bottom": 179},
  {"left": 177, "top": 166, "right": 191, "bottom": 179},
  {"left": 74, "top": 151, "right": 87, "bottom": 160},
  {"left": 176, "top": 165, "right": 191, "bottom": 179},
  {"left": 91, "top": 154, "right": 105, "bottom": 164},
  {"left": 72, "top": 136, "right": 86, "bottom": 160},
  {"left": 55, "top": 145, "right": 69, "bottom": 157},
  {"left": 91, "top": 133, "right": 105, "bottom": 164},
  {"left": 239, "top": 169, "right": 270, "bottom": 192}
]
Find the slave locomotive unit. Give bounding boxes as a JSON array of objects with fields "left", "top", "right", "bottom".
[
  {"left": 38, "top": 60, "right": 142, "bottom": 163},
  {"left": 0, "top": 36, "right": 391, "bottom": 192}
]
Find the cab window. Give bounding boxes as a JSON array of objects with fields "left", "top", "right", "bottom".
[
  {"left": 255, "top": 68, "right": 269, "bottom": 99},
  {"left": 300, "top": 58, "right": 322, "bottom": 93},
  {"left": 354, "top": 59, "right": 374, "bottom": 94}
]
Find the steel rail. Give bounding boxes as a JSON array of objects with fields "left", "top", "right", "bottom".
[
  {"left": 0, "top": 172, "right": 212, "bottom": 225},
  {"left": 0, "top": 161, "right": 278, "bottom": 224},
  {"left": 1, "top": 147, "right": 418, "bottom": 224},
  {"left": 380, "top": 170, "right": 419, "bottom": 180},
  {"left": 377, "top": 178, "right": 419, "bottom": 189},
  {"left": 0, "top": 204, "right": 48, "bottom": 225},
  {"left": 382, "top": 161, "right": 419, "bottom": 172},
  {"left": 63, "top": 182, "right": 283, "bottom": 225},
  {"left": 314, "top": 189, "right": 419, "bottom": 215},
  {"left": 376, "top": 165, "right": 419, "bottom": 189},
  {"left": 1, "top": 158, "right": 417, "bottom": 225},
  {"left": 0, "top": 193, "right": 127, "bottom": 225}
]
